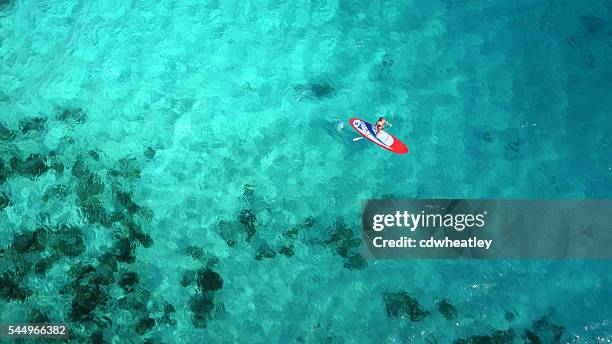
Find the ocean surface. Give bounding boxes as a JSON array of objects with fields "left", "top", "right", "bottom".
[{"left": 1, "top": 0, "right": 611, "bottom": 342}]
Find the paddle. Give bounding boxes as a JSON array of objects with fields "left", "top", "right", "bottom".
[{"left": 353, "top": 122, "right": 392, "bottom": 141}]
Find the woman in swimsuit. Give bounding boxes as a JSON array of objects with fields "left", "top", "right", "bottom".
[{"left": 375, "top": 117, "right": 387, "bottom": 135}]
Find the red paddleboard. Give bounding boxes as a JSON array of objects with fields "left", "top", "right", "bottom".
[{"left": 350, "top": 118, "right": 408, "bottom": 154}]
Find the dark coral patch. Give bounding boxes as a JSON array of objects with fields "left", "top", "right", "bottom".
[
  {"left": 454, "top": 329, "right": 516, "bottom": 344},
  {"left": 255, "top": 244, "right": 276, "bottom": 261},
  {"left": 58, "top": 108, "right": 87, "bottom": 124},
  {"left": 239, "top": 209, "right": 256, "bottom": 241},
  {"left": 242, "top": 183, "right": 255, "bottom": 200},
  {"left": 580, "top": 15, "right": 605, "bottom": 34},
  {"left": 217, "top": 220, "right": 240, "bottom": 247},
  {"left": 0, "top": 159, "right": 8, "bottom": 184},
  {"left": 68, "top": 265, "right": 112, "bottom": 321},
  {"left": 115, "top": 237, "right": 136, "bottom": 263},
  {"left": 10, "top": 154, "right": 49, "bottom": 177},
  {"left": 0, "top": 271, "right": 32, "bottom": 301},
  {"left": 382, "top": 291, "right": 429, "bottom": 321},
  {"left": 135, "top": 317, "right": 156, "bottom": 335},
  {"left": 436, "top": 298, "right": 457, "bottom": 321},
  {"left": 71, "top": 158, "right": 89, "bottom": 178},
  {"left": 197, "top": 269, "right": 223, "bottom": 292},
  {"left": 310, "top": 82, "right": 335, "bottom": 98},
  {"left": 76, "top": 172, "right": 105, "bottom": 200},
  {"left": 160, "top": 302, "right": 177, "bottom": 325},
  {"left": 127, "top": 221, "right": 153, "bottom": 248},
  {"left": 343, "top": 253, "right": 366, "bottom": 270},
  {"left": 118, "top": 272, "right": 139, "bottom": 292},
  {"left": 189, "top": 293, "right": 215, "bottom": 328},
  {"left": 144, "top": 147, "right": 156, "bottom": 159},
  {"left": 524, "top": 316, "right": 565, "bottom": 344},
  {"left": 0, "top": 191, "right": 11, "bottom": 210},
  {"left": 115, "top": 191, "right": 141, "bottom": 215},
  {"left": 279, "top": 244, "right": 295, "bottom": 257},
  {"left": 51, "top": 225, "right": 85, "bottom": 257},
  {"left": 35, "top": 254, "right": 59, "bottom": 276},
  {"left": 11, "top": 228, "right": 47, "bottom": 254},
  {"left": 18, "top": 117, "right": 47, "bottom": 134},
  {"left": 0, "top": 123, "right": 16, "bottom": 141},
  {"left": 27, "top": 308, "right": 50, "bottom": 323}
]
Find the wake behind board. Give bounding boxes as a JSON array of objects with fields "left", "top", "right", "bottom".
[{"left": 350, "top": 118, "right": 408, "bottom": 154}]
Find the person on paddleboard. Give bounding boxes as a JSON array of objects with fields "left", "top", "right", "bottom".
[{"left": 374, "top": 117, "right": 390, "bottom": 135}]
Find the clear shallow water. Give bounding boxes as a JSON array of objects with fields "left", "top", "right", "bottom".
[{"left": 0, "top": 0, "right": 611, "bottom": 343}]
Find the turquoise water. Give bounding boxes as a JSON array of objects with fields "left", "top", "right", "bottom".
[{"left": 1, "top": 0, "right": 611, "bottom": 342}]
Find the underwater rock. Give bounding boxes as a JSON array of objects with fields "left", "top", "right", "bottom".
[
  {"left": 109, "top": 156, "right": 141, "bottom": 179},
  {"left": 325, "top": 219, "right": 360, "bottom": 259},
  {"left": 505, "top": 310, "right": 516, "bottom": 322},
  {"left": 255, "top": 244, "right": 276, "bottom": 260},
  {"left": 97, "top": 253, "right": 118, "bottom": 284},
  {"left": 504, "top": 140, "right": 520, "bottom": 153},
  {"left": 180, "top": 270, "right": 196, "bottom": 288},
  {"left": 27, "top": 309, "right": 50, "bottom": 323},
  {"left": 279, "top": 244, "right": 295, "bottom": 257},
  {"left": 10, "top": 154, "right": 49, "bottom": 177},
  {"left": 0, "top": 271, "right": 31, "bottom": 301},
  {"left": 48, "top": 158, "right": 65, "bottom": 176},
  {"left": 217, "top": 220, "right": 240, "bottom": 247},
  {"left": 189, "top": 293, "right": 214, "bottom": 328},
  {"left": 71, "top": 158, "right": 88, "bottom": 178},
  {"left": 343, "top": 253, "right": 366, "bottom": 270},
  {"left": 310, "top": 82, "right": 335, "bottom": 98},
  {"left": 282, "top": 226, "right": 300, "bottom": 240},
  {"left": 135, "top": 317, "right": 156, "bottom": 335},
  {"left": 454, "top": 329, "right": 516, "bottom": 344},
  {"left": 35, "top": 254, "right": 59, "bottom": 276},
  {"left": 524, "top": 316, "right": 565, "bottom": 343},
  {"left": 51, "top": 225, "right": 84, "bottom": 257},
  {"left": 292, "top": 82, "right": 335, "bottom": 100},
  {"left": 11, "top": 228, "right": 47, "bottom": 254},
  {"left": 18, "top": 117, "right": 47, "bottom": 134},
  {"left": 160, "top": 302, "right": 177, "bottom": 325},
  {"left": 302, "top": 216, "right": 315, "bottom": 228},
  {"left": 89, "top": 150, "right": 101, "bottom": 161},
  {"left": 115, "top": 191, "right": 141, "bottom": 215},
  {"left": 76, "top": 172, "right": 105, "bottom": 200},
  {"left": 144, "top": 147, "right": 156, "bottom": 159},
  {"left": 58, "top": 108, "right": 87, "bottom": 124},
  {"left": 324, "top": 219, "right": 367, "bottom": 270},
  {"left": 239, "top": 209, "right": 257, "bottom": 241},
  {"left": 127, "top": 221, "right": 153, "bottom": 248},
  {"left": 381, "top": 53, "right": 394, "bottom": 69},
  {"left": 196, "top": 269, "right": 223, "bottom": 292},
  {"left": 242, "top": 183, "right": 255, "bottom": 200},
  {"left": 118, "top": 272, "right": 139, "bottom": 293},
  {"left": 186, "top": 245, "right": 204, "bottom": 259},
  {"left": 580, "top": 15, "right": 605, "bottom": 34},
  {"left": 69, "top": 268, "right": 110, "bottom": 321},
  {"left": 436, "top": 299, "right": 457, "bottom": 321},
  {"left": 90, "top": 331, "right": 105, "bottom": 344},
  {"left": 0, "top": 159, "right": 8, "bottom": 184},
  {"left": 79, "top": 198, "right": 111, "bottom": 227},
  {"left": 0, "top": 123, "right": 16, "bottom": 141},
  {"left": 382, "top": 291, "right": 429, "bottom": 321},
  {"left": 115, "top": 237, "right": 136, "bottom": 263}
]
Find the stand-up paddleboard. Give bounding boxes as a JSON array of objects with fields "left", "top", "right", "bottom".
[{"left": 350, "top": 118, "right": 408, "bottom": 154}]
